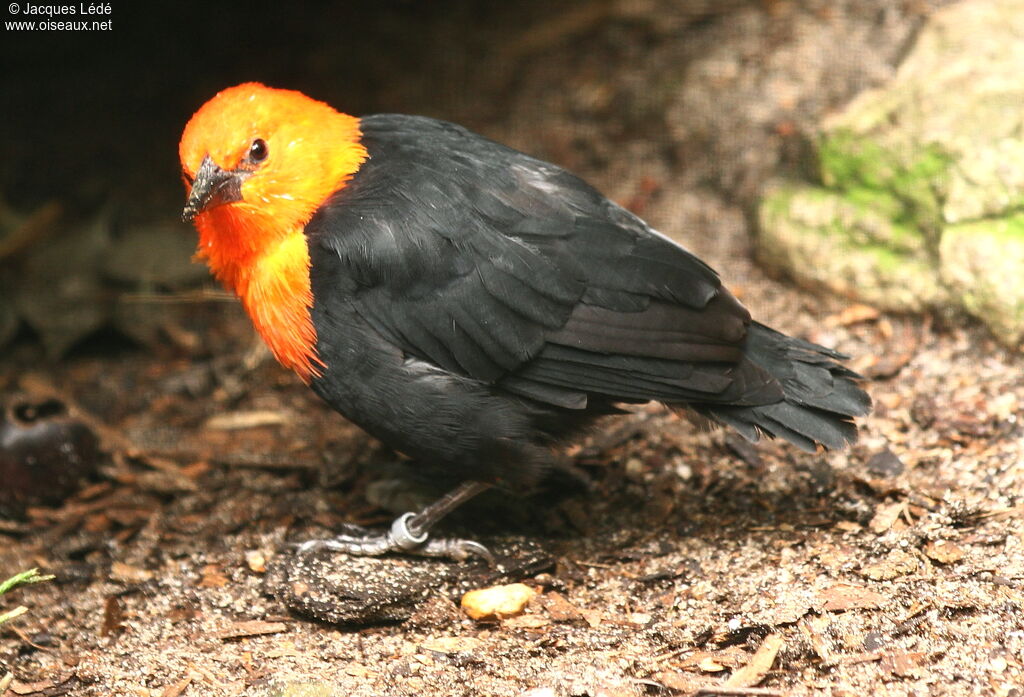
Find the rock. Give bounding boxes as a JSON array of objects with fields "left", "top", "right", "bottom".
[
  {"left": 461, "top": 582, "right": 536, "bottom": 620},
  {"left": 758, "top": 183, "right": 948, "bottom": 313},
  {"left": 268, "top": 552, "right": 459, "bottom": 625},
  {"left": 266, "top": 538, "right": 550, "bottom": 626},
  {"left": 940, "top": 217, "right": 1024, "bottom": 347},
  {"left": 757, "top": 0, "right": 1024, "bottom": 347}
]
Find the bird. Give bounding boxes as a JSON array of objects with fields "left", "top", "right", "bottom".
[{"left": 179, "top": 82, "right": 871, "bottom": 562}]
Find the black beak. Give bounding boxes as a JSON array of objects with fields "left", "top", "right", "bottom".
[{"left": 181, "top": 155, "right": 246, "bottom": 223}]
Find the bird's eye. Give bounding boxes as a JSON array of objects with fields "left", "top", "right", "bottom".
[{"left": 249, "top": 138, "right": 268, "bottom": 163}]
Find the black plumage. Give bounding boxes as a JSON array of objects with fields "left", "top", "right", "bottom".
[{"left": 305, "top": 114, "right": 870, "bottom": 487}]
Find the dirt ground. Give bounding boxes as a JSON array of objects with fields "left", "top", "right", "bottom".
[{"left": 2, "top": 2, "right": 1022, "bottom": 696}]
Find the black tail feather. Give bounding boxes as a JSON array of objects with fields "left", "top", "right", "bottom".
[{"left": 692, "top": 322, "right": 871, "bottom": 452}]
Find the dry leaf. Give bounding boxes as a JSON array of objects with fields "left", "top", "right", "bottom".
[
  {"left": 923, "top": 540, "right": 965, "bottom": 564},
  {"left": 869, "top": 501, "right": 906, "bottom": 534},
  {"left": 214, "top": 620, "right": 288, "bottom": 640},
  {"left": 880, "top": 651, "right": 926, "bottom": 676},
  {"left": 199, "top": 564, "right": 230, "bottom": 588},
  {"left": 110, "top": 561, "right": 154, "bottom": 584},
  {"left": 815, "top": 582, "right": 885, "bottom": 612},
  {"left": 725, "top": 633, "right": 784, "bottom": 687},
  {"left": 540, "top": 591, "right": 584, "bottom": 622},
  {"left": 862, "top": 549, "right": 918, "bottom": 580},
  {"left": 9, "top": 678, "right": 59, "bottom": 695},
  {"left": 698, "top": 657, "right": 726, "bottom": 673},
  {"left": 503, "top": 614, "right": 550, "bottom": 629}
]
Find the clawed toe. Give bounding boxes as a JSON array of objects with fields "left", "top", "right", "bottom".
[{"left": 295, "top": 510, "right": 494, "bottom": 565}]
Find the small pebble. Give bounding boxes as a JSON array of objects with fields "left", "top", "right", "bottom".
[{"left": 461, "top": 583, "right": 536, "bottom": 620}]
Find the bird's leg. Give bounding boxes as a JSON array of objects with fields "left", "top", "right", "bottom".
[{"left": 297, "top": 481, "right": 495, "bottom": 564}]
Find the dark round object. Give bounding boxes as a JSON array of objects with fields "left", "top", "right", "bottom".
[
  {"left": 0, "top": 396, "right": 100, "bottom": 517},
  {"left": 248, "top": 138, "right": 268, "bottom": 163}
]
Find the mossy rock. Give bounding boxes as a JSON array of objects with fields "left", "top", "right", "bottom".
[
  {"left": 757, "top": 0, "right": 1024, "bottom": 348},
  {"left": 758, "top": 183, "right": 949, "bottom": 313},
  {"left": 941, "top": 216, "right": 1024, "bottom": 347}
]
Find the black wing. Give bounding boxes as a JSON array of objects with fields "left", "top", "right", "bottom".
[{"left": 305, "top": 114, "right": 780, "bottom": 412}]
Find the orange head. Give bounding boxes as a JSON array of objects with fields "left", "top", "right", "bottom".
[{"left": 179, "top": 82, "right": 367, "bottom": 382}]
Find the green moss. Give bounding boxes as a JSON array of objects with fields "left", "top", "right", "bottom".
[
  {"left": 818, "top": 129, "right": 952, "bottom": 238},
  {"left": 947, "top": 212, "right": 1024, "bottom": 241},
  {"left": 819, "top": 129, "right": 898, "bottom": 191},
  {"left": 842, "top": 186, "right": 904, "bottom": 220},
  {"left": 861, "top": 243, "right": 906, "bottom": 273}
]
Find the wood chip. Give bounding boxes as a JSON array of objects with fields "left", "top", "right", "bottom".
[
  {"left": 9, "top": 678, "right": 58, "bottom": 695},
  {"left": 420, "top": 636, "right": 483, "bottom": 654},
  {"left": 461, "top": 583, "right": 536, "bottom": 620},
  {"left": 869, "top": 501, "right": 906, "bottom": 534},
  {"left": 923, "top": 540, "right": 965, "bottom": 564},
  {"left": 160, "top": 674, "right": 193, "bottom": 697},
  {"left": 100, "top": 596, "right": 124, "bottom": 637},
  {"left": 725, "top": 633, "right": 784, "bottom": 687},
  {"left": 502, "top": 614, "right": 550, "bottom": 629},
  {"left": 214, "top": 620, "right": 288, "bottom": 640},
  {"left": 198, "top": 564, "right": 230, "bottom": 588},
  {"left": 520, "top": 688, "right": 560, "bottom": 697},
  {"left": 344, "top": 663, "right": 372, "bottom": 678},
  {"left": 815, "top": 582, "right": 885, "bottom": 612},
  {"left": 880, "top": 651, "right": 927, "bottom": 676},
  {"left": 861, "top": 549, "right": 919, "bottom": 580},
  {"left": 654, "top": 672, "right": 706, "bottom": 693},
  {"left": 110, "top": 561, "right": 154, "bottom": 584},
  {"left": 540, "top": 591, "right": 584, "bottom": 622},
  {"left": 204, "top": 410, "right": 291, "bottom": 430},
  {"left": 798, "top": 616, "right": 835, "bottom": 663},
  {"left": 698, "top": 657, "right": 727, "bottom": 673}
]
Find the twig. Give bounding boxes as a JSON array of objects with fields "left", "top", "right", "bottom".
[{"left": 695, "top": 688, "right": 785, "bottom": 697}]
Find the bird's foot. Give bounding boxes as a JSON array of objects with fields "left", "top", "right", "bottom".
[{"left": 296, "top": 512, "right": 495, "bottom": 564}]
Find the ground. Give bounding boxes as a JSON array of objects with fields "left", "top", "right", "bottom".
[{"left": 1, "top": 2, "right": 1022, "bottom": 696}]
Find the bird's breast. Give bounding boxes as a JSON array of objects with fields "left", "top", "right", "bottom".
[{"left": 237, "top": 229, "right": 323, "bottom": 383}]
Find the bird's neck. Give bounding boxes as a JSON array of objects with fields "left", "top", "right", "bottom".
[{"left": 196, "top": 212, "right": 323, "bottom": 383}]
